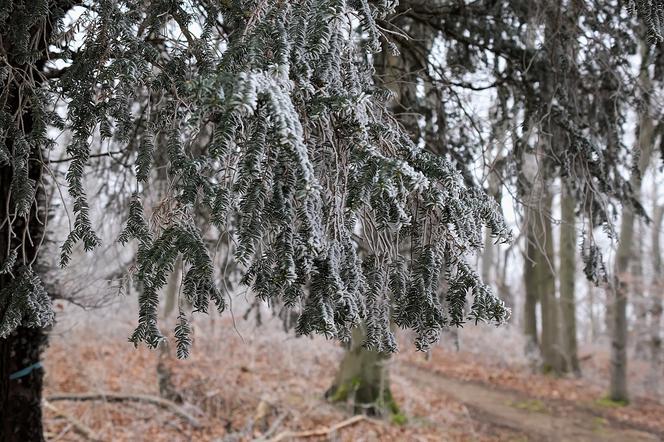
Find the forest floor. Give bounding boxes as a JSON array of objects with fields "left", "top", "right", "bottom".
[{"left": 42, "top": 307, "right": 664, "bottom": 441}]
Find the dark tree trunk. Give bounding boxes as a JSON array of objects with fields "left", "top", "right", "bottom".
[
  {"left": 0, "top": 2, "right": 72, "bottom": 438},
  {"left": 0, "top": 327, "right": 49, "bottom": 442},
  {"left": 523, "top": 222, "right": 540, "bottom": 354},
  {"left": 0, "top": 142, "right": 49, "bottom": 441},
  {"left": 0, "top": 113, "right": 49, "bottom": 441},
  {"left": 0, "top": 158, "right": 48, "bottom": 441}
]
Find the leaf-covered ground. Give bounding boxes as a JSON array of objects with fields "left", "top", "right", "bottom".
[{"left": 42, "top": 309, "right": 663, "bottom": 441}]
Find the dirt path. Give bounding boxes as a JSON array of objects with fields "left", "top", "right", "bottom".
[{"left": 396, "top": 364, "right": 662, "bottom": 442}]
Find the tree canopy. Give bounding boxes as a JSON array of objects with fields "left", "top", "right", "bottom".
[{"left": 1, "top": 0, "right": 514, "bottom": 358}]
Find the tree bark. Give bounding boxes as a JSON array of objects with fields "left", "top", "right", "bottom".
[
  {"left": 610, "top": 203, "right": 634, "bottom": 402},
  {"left": 649, "top": 205, "right": 663, "bottom": 396},
  {"left": 0, "top": 154, "right": 49, "bottom": 441},
  {"left": 586, "top": 279, "right": 599, "bottom": 344},
  {"left": 559, "top": 182, "right": 580, "bottom": 375},
  {"left": 326, "top": 5, "right": 434, "bottom": 415},
  {"left": 325, "top": 326, "right": 396, "bottom": 416},
  {"left": 0, "top": 95, "right": 47, "bottom": 442},
  {"left": 0, "top": 3, "right": 74, "bottom": 438},
  {"left": 536, "top": 187, "right": 563, "bottom": 374},
  {"left": 632, "top": 219, "right": 649, "bottom": 358},
  {"left": 523, "top": 218, "right": 540, "bottom": 355},
  {"left": 0, "top": 327, "right": 49, "bottom": 442},
  {"left": 609, "top": 40, "right": 654, "bottom": 403}
]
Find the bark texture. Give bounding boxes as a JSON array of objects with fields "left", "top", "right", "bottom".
[
  {"left": 0, "top": 3, "right": 74, "bottom": 438},
  {"left": 649, "top": 206, "right": 663, "bottom": 396},
  {"left": 325, "top": 326, "right": 396, "bottom": 416},
  {"left": 609, "top": 41, "right": 654, "bottom": 403},
  {"left": 560, "top": 182, "right": 580, "bottom": 375},
  {"left": 536, "top": 188, "right": 563, "bottom": 374}
]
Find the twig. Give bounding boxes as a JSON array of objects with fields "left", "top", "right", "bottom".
[
  {"left": 269, "top": 415, "right": 368, "bottom": 442},
  {"left": 42, "top": 399, "right": 102, "bottom": 442},
  {"left": 47, "top": 392, "right": 202, "bottom": 429},
  {"left": 48, "top": 150, "right": 126, "bottom": 164},
  {"left": 255, "top": 411, "right": 289, "bottom": 441}
]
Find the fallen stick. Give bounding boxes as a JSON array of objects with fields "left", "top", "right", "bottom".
[
  {"left": 257, "top": 412, "right": 289, "bottom": 440},
  {"left": 47, "top": 392, "right": 202, "bottom": 429},
  {"left": 269, "top": 415, "right": 367, "bottom": 442},
  {"left": 43, "top": 399, "right": 102, "bottom": 442}
]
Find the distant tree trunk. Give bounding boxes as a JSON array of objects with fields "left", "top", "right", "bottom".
[
  {"left": 522, "top": 146, "right": 541, "bottom": 359},
  {"left": 649, "top": 205, "right": 663, "bottom": 396},
  {"left": 536, "top": 187, "right": 563, "bottom": 374},
  {"left": 325, "top": 326, "right": 396, "bottom": 416},
  {"left": 522, "top": 1, "right": 569, "bottom": 375},
  {"left": 481, "top": 174, "right": 498, "bottom": 302},
  {"left": 497, "top": 248, "right": 513, "bottom": 323},
  {"left": 609, "top": 40, "right": 654, "bottom": 403},
  {"left": 559, "top": 182, "right": 580, "bottom": 375},
  {"left": 587, "top": 279, "right": 599, "bottom": 344},
  {"left": 605, "top": 279, "right": 614, "bottom": 336},
  {"left": 632, "top": 219, "right": 649, "bottom": 358},
  {"left": 163, "top": 256, "right": 183, "bottom": 318},
  {"left": 611, "top": 202, "right": 634, "bottom": 402},
  {"left": 482, "top": 228, "right": 494, "bottom": 284},
  {"left": 158, "top": 256, "right": 184, "bottom": 402},
  {"left": 523, "top": 217, "right": 540, "bottom": 356}
]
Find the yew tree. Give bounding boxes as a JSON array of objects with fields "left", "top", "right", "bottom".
[
  {"left": 0, "top": 1, "right": 511, "bottom": 439},
  {"left": 1, "top": 0, "right": 662, "bottom": 439}
]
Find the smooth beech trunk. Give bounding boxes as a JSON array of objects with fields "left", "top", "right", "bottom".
[
  {"left": 649, "top": 206, "right": 663, "bottom": 396},
  {"left": 537, "top": 189, "right": 563, "bottom": 374},
  {"left": 609, "top": 40, "right": 654, "bottom": 403},
  {"left": 559, "top": 182, "right": 580, "bottom": 375},
  {"left": 611, "top": 204, "right": 633, "bottom": 402}
]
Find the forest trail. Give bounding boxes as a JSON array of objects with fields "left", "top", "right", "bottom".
[{"left": 397, "top": 363, "right": 662, "bottom": 442}]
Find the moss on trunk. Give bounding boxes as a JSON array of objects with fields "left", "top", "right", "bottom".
[{"left": 326, "top": 326, "right": 398, "bottom": 417}]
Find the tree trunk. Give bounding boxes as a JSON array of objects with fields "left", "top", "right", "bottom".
[
  {"left": 559, "top": 182, "right": 580, "bottom": 375},
  {"left": 0, "top": 142, "right": 49, "bottom": 442},
  {"left": 0, "top": 327, "right": 49, "bottom": 442},
  {"left": 587, "top": 279, "right": 599, "bottom": 344},
  {"left": 326, "top": 6, "right": 434, "bottom": 415},
  {"left": 325, "top": 326, "right": 396, "bottom": 416},
  {"left": 632, "top": 219, "right": 649, "bottom": 358},
  {"left": 610, "top": 205, "right": 634, "bottom": 402},
  {"left": 536, "top": 188, "right": 563, "bottom": 374},
  {"left": 0, "top": 3, "right": 73, "bottom": 437},
  {"left": 649, "top": 205, "right": 663, "bottom": 397},
  {"left": 609, "top": 40, "right": 654, "bottom": 403},
  {"left": 482, "top": 228, "right": 494, "bottom": 285},
  {"left": 0, "top": 153, "right": 49, "bottom": 441},
  {"left": 163, "top": 256, "right": 183, "bottom": 318},
  {"left": 0, "top": 77, "right": 46, "bottom": 442},
  {"left": 523, "top": 220, "right": 540, "bottom": 356},
  {"left": 521, "top": 147, "right": 542, "bottom": 358}
]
